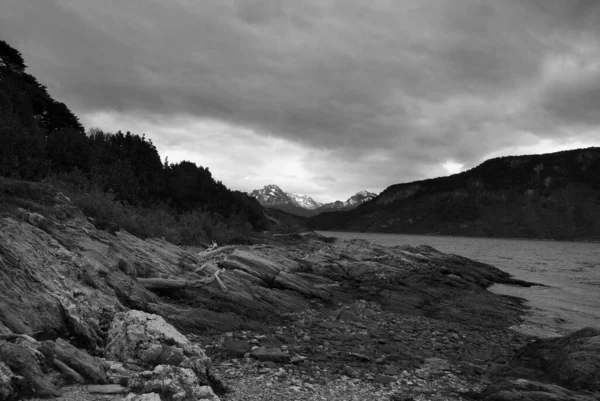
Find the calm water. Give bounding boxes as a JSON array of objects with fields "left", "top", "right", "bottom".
[{"left": 320, "top": 231, "right": 600, "bottom": 338}]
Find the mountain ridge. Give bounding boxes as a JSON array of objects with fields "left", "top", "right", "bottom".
[
  {"left": 249, "top": 185, "right": 376, "bottom": 217},
  {"left": 307, "top": 147, "right": 600, "bottom": 241}
]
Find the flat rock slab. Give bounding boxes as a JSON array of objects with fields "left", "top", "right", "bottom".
[
  {"left": 88, "top": 384, "right": 128, "bottom": 394},
  {"left": 123, "top": 393, "right": 162, "bottom": 401},
  {"left": 317, "top": 321, "right": 346, "bottom": 330},
  {"left": 221, "top": 340, "right": 250, "bottom": 357},
  {"left": 250, "top": 347, "right": 291, "bottom": 363},
  {"left": 422, "top": 357, "right": 451, "bottom": 371},
  {"left": 479, "top": 379, "right": 598, "bottom": 401}
]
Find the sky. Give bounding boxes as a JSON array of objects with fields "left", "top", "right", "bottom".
[{"left": 2, "top": 1, "right": 600, "bottom": 202}]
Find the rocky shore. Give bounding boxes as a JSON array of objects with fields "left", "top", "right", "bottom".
[{"left": 0, "top": 179, "right": 599, "bottom": 400}]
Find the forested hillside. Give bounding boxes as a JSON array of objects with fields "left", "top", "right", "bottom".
[
  {"left": 0, "top": 40, "right": 267, "bottom": 244},
  {"left": 308, "top": 148, "right": 600, "bottom": 241}
]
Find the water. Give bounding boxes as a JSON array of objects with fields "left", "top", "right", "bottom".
[{"left": 320, "top": 231, "right": 600, "bottom": 338}]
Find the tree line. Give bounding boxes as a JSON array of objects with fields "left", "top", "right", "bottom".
[{"left": 0, "top": 40, "right": 267, "bottom": 242}]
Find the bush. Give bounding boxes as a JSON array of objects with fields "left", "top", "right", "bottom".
[{"left": 45, "top": 173, "right": 254, "bottom": 245}]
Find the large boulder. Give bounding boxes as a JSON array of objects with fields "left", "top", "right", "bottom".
[
  {"left": 105, "top": 311, "right": 213, "bottom": 385},
  {"left": 500, "top": 327, "right": 600, "bottom": 391}
]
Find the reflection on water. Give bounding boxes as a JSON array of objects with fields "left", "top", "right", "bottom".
[{"left": 320, "top": 231, "right": 600, "bottom": 338}]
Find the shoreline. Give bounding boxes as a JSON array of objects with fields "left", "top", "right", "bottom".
[
  {"left": 322, "top": 230, "right": 600, "bottom": 337},
  {"left": 2, "top": 180, "right": 598, "bottom": 400},
  {"left": 318, "top": 229, "right": 600, "bottom": 244}
]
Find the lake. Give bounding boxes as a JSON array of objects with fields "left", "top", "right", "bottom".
[{"left": 319, "top": 231, "right": 600, "bottom": 338}]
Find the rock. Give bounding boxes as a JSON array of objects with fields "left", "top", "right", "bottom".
[
  {"left": 87, "top": 384, "right": 128, "bottom": 394},
  {"left": 53, "top": 358, "right": 85, "bottom": 384},
  {"left": 374, "top": 373, "right": 396, "bottom": 384},
  {"left": 250, "top": 347, "right": 291, "bottom": 363},
  {"left": 105, "top": 310, "right": 214, "bottom": 391},
  {"left": 106, "top": 310, "right": 210, "bottom": 365},
  {"left": 130, "top": 365, "right": 219, "bottom": 401},
  {"left": 59, "top": 297, "right": 105, "bottom": 351},
  {"left": 479, "top": 379, "right": 598, "bottom": 401},
  {"left": 103, "top": 360, "right": 131, "bottom": 386},
  {"left": 0, "top": 323, "right": 11, "bottom": 337},
  {"left": 343, "top": 365, "right": 361, "bottom": 378},
  {"left": 338, "top": 310, "right": 362, "bottom": 322},
  {"left": 0, "top": 362, "right": 14, "bottom": 400},
  {"left": 273, "top": 271, "right": 330, "bottom": 300},
  {"left": 106, "top": 310, "right": 201, "bottom": 363},
  {"left": 123, "top": 393, "right": 162, "bottom": 401},
  {"left": 221, "top": 249, "right": 281, "bottom": 281},
  {"left": 221, "top": 340, "right": 250, "bottom": 357},
  {"left": 41, "top": 338, "right": 107, "bottom": 384},
  {"left": 18, "top": 208, "right": 47, "bottom": 229},
  {"left": 318, "top": 321, "right": 346, "bottom": 330},
  {"left": 422, "top": 357, "right": 451, "bottom": 371},
  {"left": 0, "top": 341, "right": 61, "bottom": 398},
  {"left": 501, "top": 327, "right": 600, "bottom": 391}
]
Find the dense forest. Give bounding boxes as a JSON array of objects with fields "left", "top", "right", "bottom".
[{"left": 0, "top": 40, "right": 267, "bottom": 244}]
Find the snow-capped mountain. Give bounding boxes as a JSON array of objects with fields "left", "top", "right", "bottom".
[
  {"left": 249, "top": 185, "right": 377, "bottom": 217},
  {"left": 249, "top": 185, "right": 293, "bottom": 207},
  {"left": 288, "top": 193, "right": 322, "bottom": 210},
  {"left": 317, "top": 190, "right": 377, "bottom": 212},
  {"left": 249, "top": 185, "right": 322, "bottom": 216}
]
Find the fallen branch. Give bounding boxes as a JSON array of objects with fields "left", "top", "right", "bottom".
[
  {"left": 215, "top": 271, "right": 228, "bottom": 293},
  {"left": 196, "top": 245, "right": 237, "bottom": 261}
]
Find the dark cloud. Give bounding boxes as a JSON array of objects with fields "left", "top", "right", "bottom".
[
  {"left": 542, "top": 75, "right": 600, "bottom": 126},
  {"left": 2, "top": 0, "right": 600, "bottom": 199}
]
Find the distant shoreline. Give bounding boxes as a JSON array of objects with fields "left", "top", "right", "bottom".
[{"left": 317, "top": 229, "right": 600, "bottom": 244}]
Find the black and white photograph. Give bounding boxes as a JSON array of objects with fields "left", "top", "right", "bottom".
[{"left": 1, "top": 1, "right": 599, "bottom": 400}]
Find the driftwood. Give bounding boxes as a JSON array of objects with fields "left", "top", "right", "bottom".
[
  {"left": 0, "top": 332, "right": 39, "bottom": 342},
  {"left": 196, "top": 245, "right": 237, "bottom": 261},
  {"left": 137, "top": 269, "right": 228, "bottom": 293}
]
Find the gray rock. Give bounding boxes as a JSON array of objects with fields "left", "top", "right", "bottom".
[
  {"left": 343, "top": 365, "right": 361, "bottom": 378},
  {"left": 105, "top": 311, "right": 210, "bottom": 371},
  {"left": 250, "top": 347, "right": 291, "bottom": 363},
  {"left": 479, "top": 379, "right": 598, "bottom": 401},
  {"left": 41, "top": 338, "right": 107, "bottom": 384},
  {"left": 0, "top": 341, "right": 61, "bottom": 398},
  {"left": 374, "top": 374, "right": 396, "bottom": 384},
  {"left": 273, "top": 271, "right": 330, "bottom": 300},
  {"left": 221, "top": 340, "right": 250, "bottom": 357},
  {"left": 501, "top": 327, "right": 600, "bottom": 391},
  {"left": 123, "top": 393, "right": 162, "bottom": 401},
  {"left": 221, "top": 249, "right": 281, "bottom": 281},
  {"left": 422, "top": 357, "right": 451, "bottom": 372},
  {"left": 130, "top": 365, "right": 218, "bottom": 401},
  {"left": 0, "top": 362, "right": 14, "bottom": 400},
  {"left": 87, "top": 384, "right": 128, "bottom": 394}
]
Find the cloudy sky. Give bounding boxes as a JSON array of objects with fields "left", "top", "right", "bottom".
[{"left": 2, "top": 1, "right": 600, "bottom": 202}]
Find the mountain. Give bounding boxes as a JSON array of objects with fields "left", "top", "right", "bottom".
[
  {"left": 308, "top": 148, "right": 600, "bottom": 241},
  {"left": 249, "top": 185, "right": 322, "bottom": 216},
  {"left": 317, "top": 190, "right": 377, "bottom": 212},
  {"left": 249, "top": 185, "right": 376, "bottom": 217},
  {"left": 288, "top": 192, "right": 323, "bottom": 209}
]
